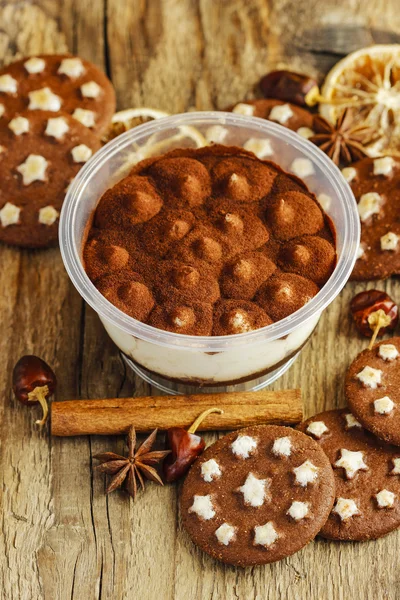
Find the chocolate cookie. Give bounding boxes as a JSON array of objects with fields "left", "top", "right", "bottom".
[
  {"left": 229, "top": 99, "right": 314, "bottom": 136},
  {"left": 180, "top": 425, "right": 335, "bottom": 566},
  {"left": 346, "top": 337, "right": 400, "bottom": 446},
  {"left": 0, "top": 54, "right": 115, "bottom": 136},
  {"left": 344, "top": 156, "right": 400, "bottom": 281},
  {"left": 298, "top": 409, "right": 400, "bottom": 541},
  {"left": 0, "top": 110, "right": 100, "bottom": 248}
]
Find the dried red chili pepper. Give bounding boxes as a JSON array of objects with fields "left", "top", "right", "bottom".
[
  {"left": 259, "top": 70, "right": 320, "bottom": 107},
  {"left": 163, "top": 407, "right": 223, "bottom": 483},
  {"left": 12, "top": 355, "right": 56, "bottom": 427},
  {"left": 350, "top": 290, "right": 398, "bottom": 348}
]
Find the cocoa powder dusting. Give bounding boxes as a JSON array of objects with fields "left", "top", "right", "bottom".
[{"left": 82, "top": 145, "right": 336, "bottom": 335}]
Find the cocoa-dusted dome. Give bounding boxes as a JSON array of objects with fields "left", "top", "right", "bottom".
[{"left": 83, "top": 145, "right": 336, "bottom": 335}]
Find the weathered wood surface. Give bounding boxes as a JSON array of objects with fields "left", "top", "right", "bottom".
[{"left": 1, "top": 1, "right": 400, "bottom": 599}]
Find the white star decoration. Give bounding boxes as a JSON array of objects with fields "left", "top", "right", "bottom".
[
  {"left": 16, "top": 154, "right": 48, "bottom": 186},
  {"left": 375, "top": 489, "right": 396, "bottom": 509},
  {"left": 253, "top": 522, "right": 279, "bottom": 548},
  {"left": 293, "top": 460, "right": 319, "bottom": 487},
  {"left": 334, "top": 449, "right": 368, "bottom": 480},
  {"left": 237, "top": 472, "right": 270, "bottom": 507},
  {"left": 188, "top": 495, "right": 215, "bottom": 520},
  {"left": 28, "top": 87, "right": 62, "bottom": 111},
  {"left": 231, "top": 435, "right": 257, "bottom": 459},
  {"left": 391, "top": 458, "right": 400, "bottom": 475},
  {"left": 332, "top": 497, "right": 359, "bottom": 521}
]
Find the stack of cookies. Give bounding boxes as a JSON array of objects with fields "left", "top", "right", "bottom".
[
  {"left": 0, "top": 54, "right": 115, "bottom": 248},
  {"left": 181, "top": 337, "right": 400, "bottom": 565}
]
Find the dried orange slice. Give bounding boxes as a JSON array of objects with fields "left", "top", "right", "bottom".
[
  {"left": 103, "top": 107, "right": 169, "bottom": 143},
  {"left": 320, "top": 45, "right": 400, "bottom": 157}
]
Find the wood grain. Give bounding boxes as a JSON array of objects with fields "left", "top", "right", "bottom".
[{"left": 1, "top": 1, "right": 400, "bottom": 599}]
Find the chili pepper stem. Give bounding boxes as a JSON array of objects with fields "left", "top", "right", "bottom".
[
  {"left": 187, "top": 407, "right": 224, "bottom": 434},
  {"left": 368, "top": 310, "right": 392, "bottom": 350},
  {"left": 305, "top": 87, "right": 361, "bottom": 107},
  {"left": 28, "top": 385, "right": 49, "bottom": 427}
]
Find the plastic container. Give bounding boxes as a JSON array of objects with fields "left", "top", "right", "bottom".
[{"left": 60, "top": 111, "right": 360, "bottom": 395}]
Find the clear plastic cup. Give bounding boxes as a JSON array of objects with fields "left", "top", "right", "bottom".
[{"left": 60, "top": 112, "right": 360, "bottom": 395}]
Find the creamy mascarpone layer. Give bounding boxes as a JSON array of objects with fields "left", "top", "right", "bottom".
[{"left": 100, "top": 313, "right": 320, "bottom": 383}]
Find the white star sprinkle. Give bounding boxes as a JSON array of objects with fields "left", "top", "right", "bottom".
[
  {"left": 72, "top": 108, "right": 96, "bottom": 128},
  {"left": 215, "top": 523, "right": 236, "bottom": 546},
  {"left": 344, "top": 413, "right": 362, "bottom": 430},
  {"left": 24, "top": 57, "right": 46, "bottom": 74},
  {"left": 231, "top": 435, "right": 257, "bottom": 459},
  {"left": 356, "top": 366, "right": 382, "bottom": 389},
  {"left": 238, "top": 472, "right": 270, "bottom": 507},
  {"left": 80, "top": 80, "right": 101, "bottom": 98},
  {"left": 205, "top": 125, "right": 228, "bottom": 144},
  {"left": 0, "top": 74, "right": 17, "bottom": 94},
  {"left": 306, "top": 421, "right": 329, "bottom": 439},
  {"left": 38, "top": 205, "right": 59, "bottom": 226},
  {"left": 332, "top": 497, "right": 359, "bottom": 521},
  {"left": 287, "top": 501, "right": 309, "bottom": 521},
  {"left": 334, "top": 449, "right": 368, "bottom": 479},
  {"left": 269, "top": 103, "right": 293, "bottom": 124},
  {"left": 375, "top": 489, "right": 396, "bottom": 508},
  {"left": 58, "top": 57, "right": 85, "bottom": 79},
  {"left": 0, "top": 202, "right": 20, "bottom": 227},
  {"left": 16, "top": 154, "right": 48, "bottom": 185},
  {"left": 391, "top": 458, "right": 400, "bottom": 475},
  {"left": 380, "top": 232, "right": 399, "bottom": 251},
  {"left": 293, "top": 460, "right": 319, "bottom": 487},
  {"left": 8, "top": 116, "right": 29, "bottom": 136},
  {"left": 200, "top": 459, "right": 222, "bottom": 483},
  {"left": 297, "top": 126, "right": 314, "bottom": 139},
  {"left": 253, "top": 522, "right": 279, "bottom": 548},
  {"left": 378, "top": 344, "right": 399, "bottom": 361},
  {"left": 45, "top": 117, "right": 69, "bottom": 140},
  {"left": 71, "top": 144, "right": 93, "bottom": 163},
  {"left": 243, "top": 137, "right": 273, "bottom": 158},
  {"left": 291, "top": 157, "right": 315, "bottom": 178},
  {"left": 373, "top": 157, "right": 395, "bottom": 177},
  {"left": 272, "top": 436, "right": 292, "bottom": 457},
  {"left": 232, "top": 103, "right": 255, "bottom": 116},
  {"left": 28, "top": 87, "right": 62, "bottom": 111},
  {"left": 341, "top": 166, "right": 357, "bottom": 183},
  {"left": 358, "top": 192, "right": 383, "bottom": 222},
  {"left": 188, "top": 495, "right": 215, "bottom": 520},
  {"left": 374, "top": 396, "right": 395, "bottom": 415}
]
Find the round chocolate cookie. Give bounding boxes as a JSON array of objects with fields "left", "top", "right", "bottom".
[
  {"left": 298, "top": 408, "right": 400, "bottom": 541},
  {"left": 0, "top": 54, "right": 115, "bottom": 135},
  {"left": 345, "top": 156, "right": 400, "bottom": 281},
  {"left": 0, "top": 110, "right": 100, "bottom": 248},
  {"left": 180, "top": 425, "right": 335, "bottom": 566},
  {"left": 346, "top": 337, "right": 400, "bottom": 446}
]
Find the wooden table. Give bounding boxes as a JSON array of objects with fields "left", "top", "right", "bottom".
[{"left": 1, "top": 2, "right": 400, "bottom": 599}]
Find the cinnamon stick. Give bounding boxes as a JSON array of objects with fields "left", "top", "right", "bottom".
[{"left": 51, "top": 390, "right": 302, "bottom": 437}]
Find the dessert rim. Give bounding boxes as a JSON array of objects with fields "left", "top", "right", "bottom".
[{"left": 59, "top": 111, "right": 360, "bottom": 352}]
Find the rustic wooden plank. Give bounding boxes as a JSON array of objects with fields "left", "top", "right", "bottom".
[{"left": 1, "top": 1, "right": 400, "bottom": 599}]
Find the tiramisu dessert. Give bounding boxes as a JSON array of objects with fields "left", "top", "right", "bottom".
[{"left": 83, "top": 145, "right": 336, "bottom": 384}]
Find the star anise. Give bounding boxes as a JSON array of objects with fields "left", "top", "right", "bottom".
[
  {"left": 94, "top": 425, "right": 171, "bottom": 500},
  {"left": 310, "top": 109, "right": 377, "bottom": 166}
]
